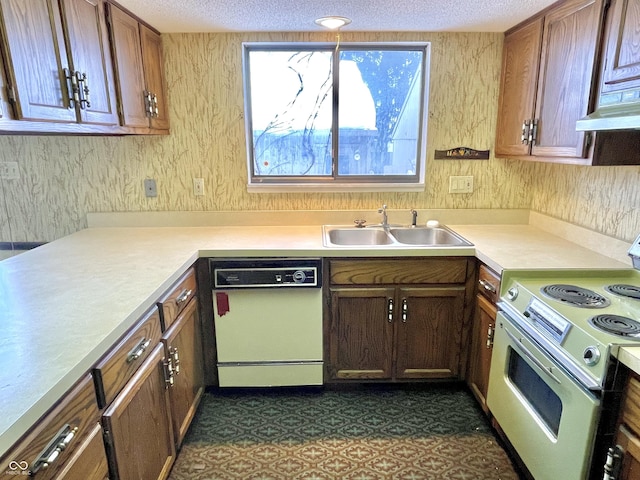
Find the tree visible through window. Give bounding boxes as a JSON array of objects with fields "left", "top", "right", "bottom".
[{"left": 243, "top": 43, "right": 429, "bottom": 190}]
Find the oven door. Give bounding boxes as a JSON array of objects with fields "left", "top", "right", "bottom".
[{"left": 487, "top": 311, "right": 600, "bottom": 480}]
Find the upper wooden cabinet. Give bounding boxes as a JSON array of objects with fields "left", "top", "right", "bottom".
[
  {"left": 107, "top": 3, "right": 169, "bottom": 131},
  {"left": 496, "top": 0, "right": 607, "bottom": 163},
  {"left": 600, "top": 0, "right": 640, "bottom": 93},
  {"left": 0, "top": 0, "right": 118, "bottom": 125}
]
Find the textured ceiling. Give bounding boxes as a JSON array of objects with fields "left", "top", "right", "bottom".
[{"left": 116, "top": 0, "right": 558, "bottom": 33}]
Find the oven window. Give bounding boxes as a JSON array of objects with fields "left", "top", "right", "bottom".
[{"left": 508, "top": 348, "right": 563, "bottom": 437}]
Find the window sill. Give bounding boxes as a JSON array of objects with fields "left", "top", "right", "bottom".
[{"left": 247, "top": 182, "right": 426, "bottom": 193}]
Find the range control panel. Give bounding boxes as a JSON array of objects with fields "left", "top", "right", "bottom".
[{"left": 211, "top": 258, "right": 321, "bottom": 288}]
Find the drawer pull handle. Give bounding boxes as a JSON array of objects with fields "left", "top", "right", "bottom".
[
  {"left": 32, "top": 424, "right": 78, "bottom": 473},
  {"left": 127, "top": 338, "right": 151, "bottom": 363},
  {"left": 478, "top": 279, "right": 496, "bottom": 293},
  {"left": 175, "top": 289, "right": 193, "bottom": 305}
]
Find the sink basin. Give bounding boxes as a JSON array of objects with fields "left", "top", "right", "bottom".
[
  {"left": 389, "top": 226, "right": 473, "bottom": 246},
  {"left": 326, "top": 227, "right": 394, "bottom": 246},
  {"left": 322, "top": 225, "right": 473, "bottom": 247}
]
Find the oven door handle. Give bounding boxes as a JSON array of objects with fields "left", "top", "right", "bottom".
[{"left": 505, "top": 328, "right": 562, "bottom": 385}]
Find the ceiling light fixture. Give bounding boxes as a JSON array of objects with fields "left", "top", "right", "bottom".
[{"left": 314, "top": 16, "right": 352, "bottom": 30}]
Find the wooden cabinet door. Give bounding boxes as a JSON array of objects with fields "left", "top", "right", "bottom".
[
  {"left": 495, "top": 17, "right": 542, "bottom": 157},
  {"left": 60, "top": 0, "right": 118, "bottom": 125},
  {"left": 0, "top": 0, "right": 76, "bottom": 122},
  {"left": 395, "top": 287, "right": 466, "bottom": 379},
  {"left": 0, "top": 51, "right": 9, "bottom": 119},
  {"left": 601, "top": 0, "right": 640, "bottom": 93},
  {"left": 102, "top": 343, "right": 175, "bottom": 480},
  {"left": 531, "top": 0, "right": 604, "bottom": 158},
  {"left": 328, "top": 287, "right": 395, "bottom": 380},
  {"left": 140, "top": 24, "right": 169, "bottom": 130},
  {"left": 614, "top": 424, "right": 640, "bottom": 479},
  {"left": 107, "top": 3, "right": 148, "bottom": 127},
  {"left": 162, "top": 297, "right": 204, "bottom": 448},
  {"left": 466, "top": 294, "right": 496, "bottom": 414}
]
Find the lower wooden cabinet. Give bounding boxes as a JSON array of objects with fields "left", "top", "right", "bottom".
[
  {"left": 466, "top": 294, "right": 496, "bottom": 413},
  {"left": 54, "top": 424, "right": 109, "bottom": 480},
  {"left": 102, "top": 343, "right": 175, "bottom": 480},
  {"left": 0, "top": 374, "right": 102, "bottom": 480},
  {"left": 606, "top": 373, "right": 640, "bottom": 479},
  {"left": 325, "top": 258, "right": 473, "bottom": 382},
  {"left": 466, "top": 264, "right": 500, "bottom": 414},
  {"left": 162, "top": 296, "right": 204, "bottom": 447}
]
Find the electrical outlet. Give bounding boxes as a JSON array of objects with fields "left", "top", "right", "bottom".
[
  {"left": 144, "top": 178, "right": 157, "bottom": 197},
  {"left": 193, "top": 178, "right": 205, "bottom": 196},
  {"left": 449, "top": 175, "right": 473, "bottom": 194},
  {"left": 0, "top": 161, "right": 19, "bottom": 180}
]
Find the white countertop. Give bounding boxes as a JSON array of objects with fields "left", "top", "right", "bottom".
[{"left": 0, "top": 223, "right": 633, "bottom": 458}]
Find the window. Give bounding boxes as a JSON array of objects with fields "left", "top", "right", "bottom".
[{"left": 242, "top": 43, "right": 430, "bottom": 192}]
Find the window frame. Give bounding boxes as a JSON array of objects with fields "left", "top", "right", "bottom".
[{"left": 242, "top": 42, "right": 430, "bottom": 193}]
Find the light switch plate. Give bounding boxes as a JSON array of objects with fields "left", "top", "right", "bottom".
[
  {"left": 449, "top": 175, "right": 473, "bottom": 194},
  {"left": 0, "top": 161, "right": 19, "bottom": 179}
]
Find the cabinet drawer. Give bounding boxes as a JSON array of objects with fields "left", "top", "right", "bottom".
[
  {"left": 477, "top": 264, "right": 500, "bottom": 304},
  {"left": 329, "top": 258, "right": 468, "bottom": 285},
  {"left": 55, "top": 423, "right": 109, "bottom": 480},
  {"left": 158, "top": 267, "right": 197, "bottom": 330},
  {"left": 623, "top": 374, "right": 640, "bottom": 435},
  {"left": 0, "top": 374, "right": 100, "bottom": 479},
  {"left": 93, "top": 307, "right": 162, "bottom": 408}
]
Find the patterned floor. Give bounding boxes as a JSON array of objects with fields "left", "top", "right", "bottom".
[{"left": 169, "top": 384, "right": 522, "bottom": 480}]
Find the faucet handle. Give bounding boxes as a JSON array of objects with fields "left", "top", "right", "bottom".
[
  {"left": 354, "top": 219, "right": 367, "bottom": 228},
  {"left": 377, "top": 204, "right": 387, "bottom": 213}
]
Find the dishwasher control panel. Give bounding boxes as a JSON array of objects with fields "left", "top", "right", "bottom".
[{"left": 211, "top": 258, "right": 321, "bottom": 288}]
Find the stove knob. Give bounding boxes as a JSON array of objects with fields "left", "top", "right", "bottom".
[
  {"left": 506, "top": 287, "right": 519, "bottom": 301},
  {"left": 292, "top": 270, "right": 307, "bottom": 283},
  {"left": 583, "top": 346, "right": 601, "bottom": 366}
]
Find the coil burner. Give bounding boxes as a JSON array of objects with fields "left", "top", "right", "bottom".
[
  {"left": 589, "top": 314, "right": 640, "bottom": 337},
  {"left": 605, "top": 284, "right": 640, "bottom": 300},
  {"left": 541, "top": 284, "right": 610, "bottom": 308}
]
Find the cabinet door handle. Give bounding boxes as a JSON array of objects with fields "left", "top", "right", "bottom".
[
  {"left": 478, "top": 279, "right": 496, "bottom": 293},
  {"left": 152, "top": 93, "right": 159, "bottom": 117},
  {"left": 387, "top": 298, "right": 394, "bottom": 323},
  {"left": 64, "top": 68, "right": 80, "bottom": 109},
  {"left": 175, "top": 289, "right": 193, "bottom": 305},
  {"left": 530, "top": 119, "right": 538, "bottom": 146},
  {"left": 486, "top": 324, "right": 494, "bottom": 348},
  {"left": 31, "top": 424, "right": 79, "bottom": 474},
  {"left": 170, "top": 346, "right": 180, "bottom": 374},
  {"left": 76, "top": 72, "right": 90, "bottom": 109},
  {"left": 402, "top": 298, "right": 408, "bottom": 323},
  {"left": 521, "top": 119, "right": 530, "bottom": 145},
  {"left": 163, "top": 357, "right": 175, "bottom": 388},
  {"left": 127, "top": 338, "right": 151, "bottom": 363},
  {"left": 144, "top": 90, "right": 153, "bottom": 117}
]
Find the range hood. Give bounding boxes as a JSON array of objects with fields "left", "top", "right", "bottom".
[{"left": 576, "top": 87, "right": 640, "bottom": 131}]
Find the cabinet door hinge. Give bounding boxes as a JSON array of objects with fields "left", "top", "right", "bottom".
[
  {"left": 103, "top": 428, "right": 113, "bottom": 447},
  {"left": 585, "top": 131, "right": 593, "bottom": 150}
]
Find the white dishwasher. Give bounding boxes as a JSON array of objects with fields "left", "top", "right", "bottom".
[{"left": 210, "top": 258, "right": 323, "bottom": 387}]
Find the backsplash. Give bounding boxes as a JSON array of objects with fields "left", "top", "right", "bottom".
[{"left": 0, "top": 31, "right": 637, "bottom": 243}]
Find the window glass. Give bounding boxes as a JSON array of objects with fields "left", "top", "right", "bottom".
[{"left": 243, "top": 43, "right": 429, "bottom": 190}]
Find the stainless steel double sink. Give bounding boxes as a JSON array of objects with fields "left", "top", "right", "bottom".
[{"left": 322, "top": 224, "right": 473, "bottom": 247}]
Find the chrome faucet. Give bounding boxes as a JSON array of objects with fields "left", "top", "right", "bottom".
[
  {"left": 378, "top": 204, "right": 389, "bottom": 229},
  {"left": 410, "top": 209, "right": 418, "bottom": 227}
]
